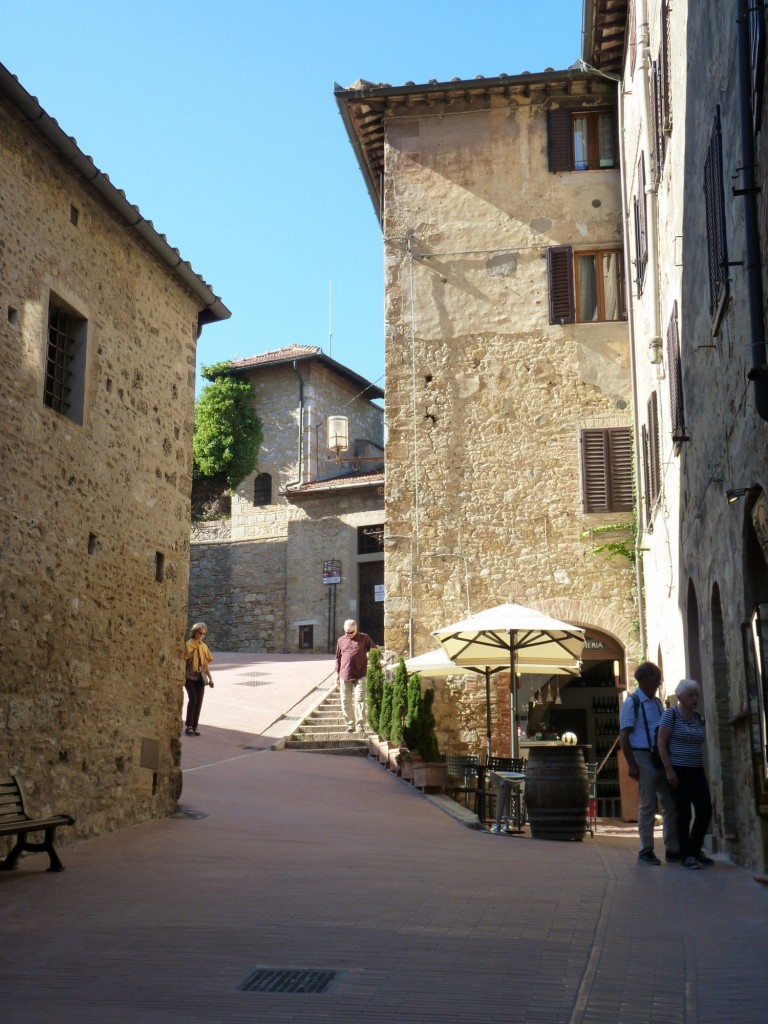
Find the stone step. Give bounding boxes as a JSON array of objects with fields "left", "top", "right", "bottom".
[
  {"left": 285, "top": 744, "right": 369, "bottom": 757},
  {"left": 285, "top": 737, "right": 368, "bottom": 753},
  {"left": 285, "top": 685, "right": 370, "bottom": 755},
  {"left": 294, "top": 730, "right": 362, "bottom": 741}
]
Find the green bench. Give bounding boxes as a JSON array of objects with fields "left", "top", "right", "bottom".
[{"left": 0, "top": 774, "right": 74, "bottom": 873}]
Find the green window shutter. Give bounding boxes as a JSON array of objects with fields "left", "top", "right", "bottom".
[{"left": 547, "top": 245, "right": 575, "bottom": 324}]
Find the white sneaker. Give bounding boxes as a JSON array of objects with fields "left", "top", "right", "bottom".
[{"left": 355, "top": 723, "right": 364, "bottom": 733}]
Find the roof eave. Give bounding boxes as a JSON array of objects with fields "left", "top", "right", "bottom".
[{"left": 0, "top": 63, "right": 230, "bottom": 322}]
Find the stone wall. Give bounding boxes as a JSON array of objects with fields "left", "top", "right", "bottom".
[
  {"left": 189, "top": 490, "right": 384, "bottom": 653},
  {"left": 189, "top": 353, "right": 385, "bottom": 653},
  {"left": 377, "top": 79, "right": 637, "bottom": 749},
  {"left": 0, "top": 91, "right": 209, "bottom": 841},
  {"left": 380, "top": 81, "right": 638, "bottom": 655}
]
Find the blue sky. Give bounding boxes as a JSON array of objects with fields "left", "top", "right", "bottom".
[{"left": 2, "top": 1, "right": 583, "bottom": 393}]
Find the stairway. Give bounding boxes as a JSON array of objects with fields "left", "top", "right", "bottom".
[{"left": 284, "top": 684, "right": 369, "bottom": 756}]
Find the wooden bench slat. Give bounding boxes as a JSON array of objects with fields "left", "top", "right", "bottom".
[{"left": 0, "top": 775, "right": 74, "bottom": 873}]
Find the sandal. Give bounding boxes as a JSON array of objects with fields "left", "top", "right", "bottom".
[
  {"left": 185, "top": 727, "right": 194, "bottom": 735},
  {"left": 193, "top": 730, "right": 201, "bottom": 736}
]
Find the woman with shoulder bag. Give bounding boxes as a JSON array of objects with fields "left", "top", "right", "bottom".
[
  {"left": 184, "top": 622, "right": 213, "bottom": 736},
  {"left": 656, "top": 679, "right": 713, "bottom": 870}
]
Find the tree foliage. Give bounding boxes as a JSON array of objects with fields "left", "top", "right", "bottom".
[
  {"left": 192, "top": 362, "right": 263, "bottom": 491},
  {"left": 388, "top": 657, "right": 409, "bottom": 746},
  {"left": 365, "top": 648, "right": 384, "bottom": 733}
]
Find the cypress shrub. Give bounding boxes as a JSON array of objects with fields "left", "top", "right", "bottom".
[
  {"left": 417, "top": 688, "right": 441, "bottom": 762},
  {"left": 402, "top": 672, "right": 423, "bottom": 751},
  {"left": 389, "top": 657, "right": 409, "bottom": 746},
  {"left": 365, "top": 648, "right": 384, "bottom": 734},
  {"left": 379, "top": 679, "right": 394, "bottom": 742}
]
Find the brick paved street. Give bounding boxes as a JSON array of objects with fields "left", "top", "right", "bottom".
[{"left": 1, "top": 654, "right": 766, "bottom": 1023}]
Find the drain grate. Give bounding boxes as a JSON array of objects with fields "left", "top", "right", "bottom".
[
  {"left": 237, "top": 679, "right": 274, "bottom": 688},
  {"left": 236, "top": 968, "right": 340, "bottom": 994}
]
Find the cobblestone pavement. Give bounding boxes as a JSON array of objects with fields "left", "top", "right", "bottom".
[{"left": 1, "top": 654, "right": 766, "bottom": 1023}]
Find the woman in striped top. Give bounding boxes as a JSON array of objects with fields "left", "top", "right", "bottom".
[{"left": 657, "top": 679, "right": 713, "bottom": 870}]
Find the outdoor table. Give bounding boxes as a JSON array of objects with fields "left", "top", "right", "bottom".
[{"left": 487, "top": 769, "right": 526, "bottom": 832}]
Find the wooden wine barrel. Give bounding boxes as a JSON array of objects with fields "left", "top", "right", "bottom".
[{"left": 524, "top": 744, "right": 589, "bottom": 841}]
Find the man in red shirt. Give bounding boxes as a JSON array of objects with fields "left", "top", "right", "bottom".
[{"left": 335, "top": 619, "right": 374, "bottom": 733}]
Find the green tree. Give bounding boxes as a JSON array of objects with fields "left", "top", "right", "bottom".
[
  {"left": 192, "top": 362, "right": 263, "bottom": 491},
  {"left": 402, "top": 672, "right": 423, "bottom": 752},
  {"left": 389, "top": 657, "right": 409, "bottom": 746},
  {"left": 379, "top": 679, "right": 394, "bottom": 742},
  {"left": 365, "top": 648, "right": 384, "bottom": 733},
  {"left": 417, "top": 688, "right": 441, "bottom": 762}
]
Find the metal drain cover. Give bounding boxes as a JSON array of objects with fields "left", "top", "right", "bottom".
[
  {"left": 236, "top": 968, "right": 340, "bottom": 994},
  {"left": 237, "top": 679, "right": 274, "bottom": 687}
]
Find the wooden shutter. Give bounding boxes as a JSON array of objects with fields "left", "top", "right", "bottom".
[
  {"left": 647, "top": 392, "right": 661, "bottom": 511},
  {"left": 650, "top": 60, "right": 664, "bottom": 181},
  {"left": 660, "top": 0, "right": 671, "bottom": 138},
  {"left": 750, "top": 3, "right": 765, "bottom": 130},
  {"left": 580, "top": 428, "right": 633, "bottom": 513},
  {"left": 628, "top": 0, "right": 637, "bottom": 77},
  {"left": 548, "top": 109, "right": 573, "bottom": 172},
  {"left": 703, "top": 107, "right": 729, "bottom": 331},
  {"left": 641, "top": 425, "right": 652, "bottom": 523},
  {"left": 608, "top": 428, "right": 634, "bottom": 511},
  {"left": 547, "top": 246, "right": 575, "bottom": 324},
  {"left": 633, "top": 155, "right": 648, "bottom": 295},
  {"left": 666, "top": 301, "right": 688, "bottom": 448}
]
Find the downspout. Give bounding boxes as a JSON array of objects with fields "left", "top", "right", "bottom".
[
  {"left": 287, "top": 361, "right": 306, "bottom": 487},
  {"left": 617, "top": 75, "right": 649, "bottom": 659},
  {"left": 637, "top": 0, "right": 663, "bottom": 361},
  {"left": 283, "top": 361, "right": 306, "bottom": 653},
  {"left": 735, "top": 0, "right": 768, "bottom": 420}
]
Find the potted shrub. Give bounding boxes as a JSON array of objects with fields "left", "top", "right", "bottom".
[
  {"left": 386, "top": 658, "right": 409, "bottom": 772},
  {"left": 404, "top": 685, "right": 447, "bottom": 791},
  {"left": 378, "top": 678, "right": 394, "bottom": 764},
  {"left": 365, "top": 649, "right": 385, "bottom": 758}
]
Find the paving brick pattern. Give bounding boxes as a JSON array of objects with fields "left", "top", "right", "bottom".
[{"left": 1, "top": 655, "right": 766, "bottom": 1023}]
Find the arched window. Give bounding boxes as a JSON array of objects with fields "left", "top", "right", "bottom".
[{"left": 254, "top": 473, "right": 272, "bottom": 506}]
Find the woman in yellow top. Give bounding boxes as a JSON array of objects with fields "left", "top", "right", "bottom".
[{"left": 184, "top": 622, "right": 213, "bottom": 736}]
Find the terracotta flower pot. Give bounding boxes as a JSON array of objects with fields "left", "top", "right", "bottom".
[
  {"left": 399, "top": 753, "right": 422, "bottom": 783},
  {"left": 413, "top": 761, "right": 448, "bottom": 791}
]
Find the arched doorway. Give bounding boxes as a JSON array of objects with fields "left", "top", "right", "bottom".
[{"left": 528, "top": 626, "right": 626, "bottom": 818}]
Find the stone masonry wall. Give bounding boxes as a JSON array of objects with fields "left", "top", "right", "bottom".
[
  {"left": 379, "top": 81, "right": 637, "bottom": 754},
  {"left": 0, "top": 94, "right": 206, "bottom": 842}
]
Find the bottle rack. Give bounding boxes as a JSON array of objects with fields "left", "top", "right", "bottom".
[{"left": 591, "top": 693, "right": 621, "bottom": 817}]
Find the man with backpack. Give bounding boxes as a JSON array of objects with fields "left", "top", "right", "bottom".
[{"left": 618, "top": 661, "right": 680, "bottom": 865}]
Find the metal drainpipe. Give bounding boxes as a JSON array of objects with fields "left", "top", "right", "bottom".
[
  {"left": 735, "top": 0, "right": 768, "bottom": 421},
  {"left": 616, "top": 74, "right": 649, "bottom": 658},
  {"left": 287, "top": 361, "right": 305, "bottom": 487}
]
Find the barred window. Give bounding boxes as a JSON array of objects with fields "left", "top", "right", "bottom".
[
  {"left": 44, "top": 299, "right": 87, "bottom": 425},
  {"left": 253, "top": 473, "right": 272, "bottom": 506}
]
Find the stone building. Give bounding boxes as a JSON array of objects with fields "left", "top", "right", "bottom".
[
  {"left": 189, "top": 345, "right": 385, "bottom": 652},
  {"left": 0, "top": 64, "right": 229, "bottom": 841},
  {"left": 336, "top": 69, "right": 637, "bottom": 783},
  {"left": 584, "top": 0, "right": 768, "bottom": 870}
]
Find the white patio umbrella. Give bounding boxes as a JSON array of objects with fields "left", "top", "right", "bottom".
[
  {"left": 432, "top": 603, "right": 585, "bottom": 758},
  {"left": 404, "top": 648, "right": 581, "bottom": 759}
]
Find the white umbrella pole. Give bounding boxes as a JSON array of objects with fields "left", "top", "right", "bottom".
[
  {"left": 485, "top": 668, "right": 492, "bottom": 760},
  {"left": 510, "top": 631, "right": 519, "bottom": 760}
]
